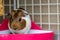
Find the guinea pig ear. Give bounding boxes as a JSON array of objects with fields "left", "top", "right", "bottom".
[
  {"left": 19, "top": 7, "right": 25, "bottom": 10},
  {"left": 7, "top": 13, "right": 9, "bottom": 16},
  {"left": 7, "top": 13, "right": 11, "bottom": 17},
  {"left": 6, "top": 13, "right": 11, "bottom": 20},
  {"left": 23, "top": 10, "right": 28, "bottom": 15},
  {"left": 12, "top": 10, "right": 17, "bottom": 12}
]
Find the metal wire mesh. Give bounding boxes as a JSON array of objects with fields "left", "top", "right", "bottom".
[{"left": 0, "top": 0, "right": 60, "bottom": 40}]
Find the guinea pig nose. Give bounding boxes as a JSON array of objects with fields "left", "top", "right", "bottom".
[{"left": 19, "top": 18, "right": 21, "bottom": 21}]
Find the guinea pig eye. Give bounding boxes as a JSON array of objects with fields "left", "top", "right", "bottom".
[{"left": 19, "top": 18, "right": 21, "bottom": 21}]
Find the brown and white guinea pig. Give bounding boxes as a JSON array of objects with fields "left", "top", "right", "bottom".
[{"left": 8, "top": 8, "right": 31, "bottom": 34}]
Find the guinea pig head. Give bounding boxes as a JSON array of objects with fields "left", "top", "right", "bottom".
[
  {"left": 8, "top": 8, "right": 31, "bottom": 34},
  {"left": 9, "top": 9, "right": 26, "bottom": 30}
]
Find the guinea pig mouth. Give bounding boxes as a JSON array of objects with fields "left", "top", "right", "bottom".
[{"left": 12, "top": 27, "right": 18, "bottom": 30}]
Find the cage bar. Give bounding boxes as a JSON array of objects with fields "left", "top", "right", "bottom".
[
  {"left": 17, "top": 0, "right": 19, "bottom": 8},
  {"left": 32, "top": 0, "right": 34, "bottom": 21},
  {"left": 48, "top": 0, "right": 50, "bottom": 30},
  {"left": 14, "top": 0, "right": 16, "bottom": 10},
  {"left": 40, "top": 0, "right": 42, "bottom": 28},
  {"left": 9, "top": 0, "right": 11, "bottom": 13},
  {"left": 57, "top": 0, "right": 59, "bottom": 40},
  {"left": 3, "top": 0, "right": 5, "bottom": 19},
  {"left": 24, "top": 0, "right": 27, "bottom": 10}
]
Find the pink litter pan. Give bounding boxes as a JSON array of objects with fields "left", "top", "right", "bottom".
[{"left": 0, "top": 19, "right": 54, "bottom": 40}]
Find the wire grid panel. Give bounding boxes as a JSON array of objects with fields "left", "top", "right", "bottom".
[{"left": 1, "top": 0, "right": 60, "bottom": 40}]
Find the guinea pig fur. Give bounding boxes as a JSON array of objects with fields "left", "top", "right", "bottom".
[{"left": 8, "top": 8, "right": 31, "bottom": 34}]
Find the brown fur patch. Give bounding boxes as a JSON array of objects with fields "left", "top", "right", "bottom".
[{"left": 10, "top": 19, "right": 26, "bottom": 30}]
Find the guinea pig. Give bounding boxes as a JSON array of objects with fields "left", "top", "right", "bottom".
[{"left": 8, "top": 8, "right": 31, "bottom": 34}]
